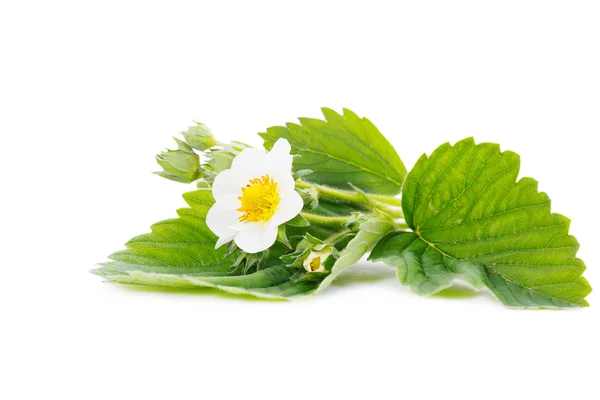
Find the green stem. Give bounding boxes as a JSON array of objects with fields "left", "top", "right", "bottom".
[
  {"left": 385, "top": 208, "right": 405, "bottom": 219},
  {"left": 325, "top": 229, "right": 352, "bottom": 245},
  {"left": 301, "top": 212, "right": 352, "bottom": 228},
  {"left": 296, "top": 180, "right": 400, "bottom": 206},
  {"left": 296, "top": 179, "right": 403, "bottom": 217},
  {"left": 369, "top": 194, "right": 402, "bottom": 207}
]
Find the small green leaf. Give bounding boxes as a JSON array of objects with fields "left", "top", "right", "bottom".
[
  {"left": 260, "top": 108, "right": 406, "bottom": 195},
  {"left": 370, "top": 138, "right": 591, "bottom": 308}
]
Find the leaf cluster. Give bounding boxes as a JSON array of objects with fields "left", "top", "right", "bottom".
[{"left": 96, "top": 109, "right": 591, "bottom": 307}]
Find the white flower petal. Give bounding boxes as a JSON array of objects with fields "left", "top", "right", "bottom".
[
  {"left": 270, "top": 137, "right": 291, "bottom": 155},
  {"left": 268, "top": 139, "right": 294, "bottom": 172},
  {"left": 231, "top": 147, "right": 271, "bottom": 175},
  {"left": 271, "top": 189, "right": 304, "bottom": 225},
  {"left": 215, "top": 233, "right": 235, "bottom": 249},
  {"left": 206, "top": 203, "right": 240, "bottom": 243},
  {"left": 267, "top": 139, "right": 295, "bottom": 192},
  {"left": 271, "top": 171, "right": 296, "bottom": 192},
  {"left": 211, "top": 169, "right": 246, "bottom": 206},
  {"left": 206, "top": 139, "right": 300, "bottom": 253},
  {"left": 212, "top": 148, "right": 274, "bottom": 203},
  {"left": 234, "top": 222, "right": 278, "bottom": 253}
]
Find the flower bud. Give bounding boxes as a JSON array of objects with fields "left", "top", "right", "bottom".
[
  {"left": 155, "top": 138, "right": 202, "bottom": 183},
  {"left": 182, "top": 122, "right": 217, "bottom": 151},
  {"left": 281, "top": 233, "right": 337, "bottom": 273},
  {"left": 298, "top": 187, "right": 319, "bottom": 210},
  {"left": 205, "top": 148, "right": 235, "bottom": 174},
  {"left": 302, "top": 248, "right": 333, "bottom": 273}
]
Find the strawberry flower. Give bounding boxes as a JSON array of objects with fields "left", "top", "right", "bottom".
[{"left": 206, "top": 139, "right": 303, "bottom": 253}]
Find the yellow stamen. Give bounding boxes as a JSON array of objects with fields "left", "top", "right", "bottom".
[{"left": 237, "top": 175, "right": 280, "bottom": 223}]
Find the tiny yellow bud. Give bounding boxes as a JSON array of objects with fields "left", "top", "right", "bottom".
[{"left": 303, "top": 249, "right": 332, "bottom": 273}]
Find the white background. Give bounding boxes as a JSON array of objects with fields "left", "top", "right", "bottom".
[{"left": 1, "top": 1, "right": 599, "bottom": 399}]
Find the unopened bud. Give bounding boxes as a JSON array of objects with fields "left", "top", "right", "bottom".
[
  {"left": 205, "top": 149, "right": 235, "bottom": 174},
  {"left": 155, "top": 138, "right": 202, "bottom": 183},
  {"left": 182, "top": 122, "right": 217, "bottom": 151},
  {"left": 303, "top": 249, "right": 333, "bottom": 273}
]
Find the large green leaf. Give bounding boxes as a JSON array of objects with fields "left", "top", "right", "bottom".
[
  {"left": 104, "top": 190, "right": 234, "bottom": 271},
  {"left": 98, "top": 264, "right": 319, "bottom": 299},
  {"left": 260, "top": 108, "right": 406, "bottom": 195},
  {"left": 94, "top": 190, "right": 322, "bottom": 298},
  {"left": 100, "top": 216, "right": 394, "bottom": 299},
  {"left": 370, "top": 138, "right": 591, "bottom": 308},
  {"left": 94, "top": 189, "right": 377, "bottom": 299}
]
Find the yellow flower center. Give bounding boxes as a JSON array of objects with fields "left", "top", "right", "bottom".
[
  {"left": 237, "top": 175, "right": 280, "bottom": 223},
  {"left": 309, "top": 256, "right": 322, "bottom": 271}
]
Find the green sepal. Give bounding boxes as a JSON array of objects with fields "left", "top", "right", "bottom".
[
  {"left": 293, "top": 169, "right": 313, "bottom": 180},
  {"left": 297, "top": 187, "right": 319, "bottom": 210},
  {"left": 277, "top": 225, "right": 292, "bottom": 250},
  {"left": 280, "top": 233, "right": 337, "bottom": 269},
  {"left": 286, "top": 213, "right": 310, "bottom": 227},
  {"left": 196, "top": 180, "right": 211, "bottom": 189}
]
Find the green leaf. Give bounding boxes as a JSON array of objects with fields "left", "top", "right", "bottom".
[
  {"left": 369, "top": 232, "right": 488, "bottom": 295},
  {"left": 105, "top": 190, "right": 231, "bottom": 270},
  {"left": 260, "top": 108, "right": 406, "bottom": 195},
  {"left": 95, "top": 190, "right": 392, "bottom": 298},
  {"left": 97, "top": 264, "right": 318, "bottom": 299},
  {"left": 93, "top": 189, "right": 320, "bottom": 298},
  {"left": 370, "top": 138, "right": 591, "bottom": 308}
]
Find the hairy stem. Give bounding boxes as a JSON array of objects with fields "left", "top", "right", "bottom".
[
  {"left": 325, "top": 229, "right": 353, "bottom": 245},
  {"left": 296, "top": 179, "right": 403, "bottom": 217},
  {"left": 300, "top": 213, "right": 352, "bottom": 228}
]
